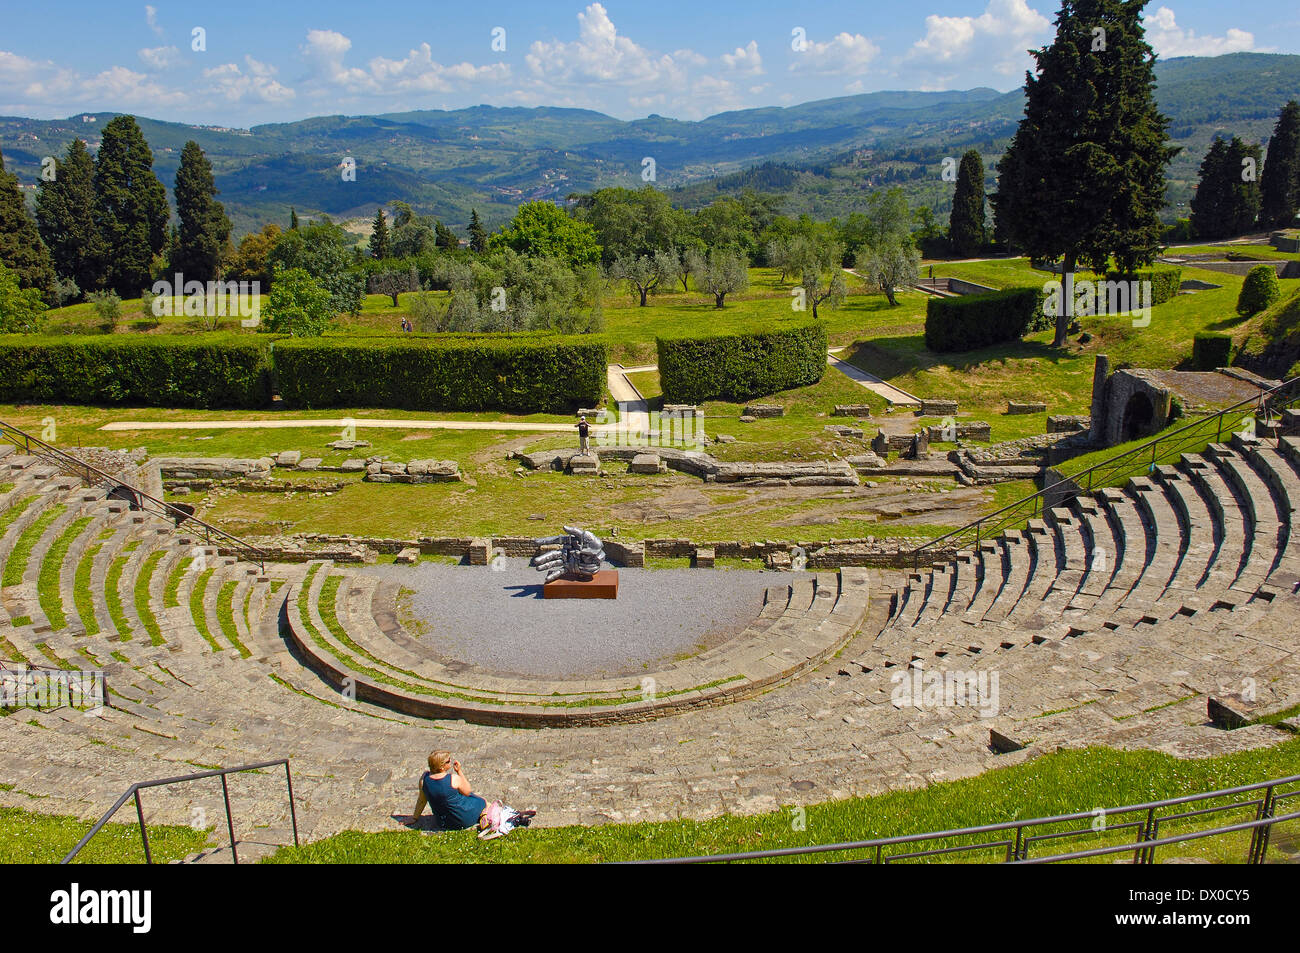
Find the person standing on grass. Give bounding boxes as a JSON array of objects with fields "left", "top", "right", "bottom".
[
  {"left": 412, "top": 751, "right": 487, "bottom": 830},
  {"left": 577, "top": 415, "right": 590, "bottom": 455}
]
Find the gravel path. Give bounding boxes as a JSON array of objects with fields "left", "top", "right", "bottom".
[{"left": 367, "top": 559, "right": 793, "bottom": 678}]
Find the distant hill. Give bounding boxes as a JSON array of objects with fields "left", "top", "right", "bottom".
[{"left": 1, "top": 52, "right": 1297, "bottom": 236}]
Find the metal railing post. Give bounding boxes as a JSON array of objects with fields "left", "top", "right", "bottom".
[
  {"left": 135, "top": 790, "right": 152, "bottom": 865},
  {"left": 286, "top": 762, "right": 300, "bottom": 847},
  {"left": 221, "top": 773, "right": 239, "bottom": 865},
  {"left": 1248, "top": 783, "right": 1276, "bottom": 864}
]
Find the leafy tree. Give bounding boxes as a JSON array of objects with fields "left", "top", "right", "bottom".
[
  {"left": 573, "top": 186, "right": 679, "bottom": 262},
  {"left": 0, "top": 262, "right": 48, "bottom": 333},
  {"left": 92, "top": 116, "right": 169, "bottom": 295},
  {"left": 36, "top": 138, "right": 99, "bottom": 293},
  {"left": 261, "top": 267, "right": 333, "bottom": 336},
  {"left": 391, "top": 218, "right": 435, "bottom": 258},
  {"left": 86, "top": 290, "right": 122, "bottom": 330},
  {"left": 369, "top": 208, "right": 390, "bottom": 259},
  {"left": 225, "top": 223, "right": 281, "bottom": 288},
  {"left": 1237, "top": 264, "right": 1281, "bottom": 316},
  {"left": 1260, "top": 101, "right": 1300, "bottom": 229},
  {"left": 694, "top": 198, "right": 756, "bottom": 261},
  {"left": 856, "top": 239, "right": 919, "bottom": 307},
  {"left": 468, "top": 209, "right": 488, "bottom": 253},
  {"left": 1191, "top": 136, "right": 1262, "bottom": 239},
  {"left": 490, "top": 201, "right": 601, "bottom": 268},
  {"left": 607, "top": 251, "right": 676, "bottom": 306},
  {"left": 799, "top": 264, "right": 846, "bottom": 319},
  {"left": 948, "top": 150, "right": 987, "bottom": 257},
  {"left": 840, "top": 188, "right": 913, "bottom": 261},
  {"left": 435, "top": 220, "right": 459, "bottom": 250},
  {"left": 172, "top": 141, "right": 231, "bottom": 283},
  {"left": 369, "top": 269, "right": 414, "bottom": 307},
  {"left": 268, "top": 219, "right": 363, "bottom": 315},
  {"left": 992, "top": 0, "right": 1176, "bottom": 346},
  {"left": 0, "top": 148, "right": 56, "bottom": 300},
  {"left": 688, "top": 246, "right": 749, "bottom": 308}
]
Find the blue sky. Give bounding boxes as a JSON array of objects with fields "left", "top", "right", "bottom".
[{"left": 2, "top": 1, "right": 1295, "bottom": 126}]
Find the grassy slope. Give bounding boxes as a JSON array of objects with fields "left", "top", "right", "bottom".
[{"left": 262, "top": 739, "right": 1300, "bottom": 864}]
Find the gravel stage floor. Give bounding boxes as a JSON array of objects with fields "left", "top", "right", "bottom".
[{"left": 367, "top": 558, "right": 797, "bottom": 679}]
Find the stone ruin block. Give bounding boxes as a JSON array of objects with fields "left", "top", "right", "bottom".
[
  {"left": 628, "top": 453, "right": 666, "bottom": 474},
  {"left": 1007, "top": 401, "right": 1048, "bottom": 415},
  {"left": 926, "top": 421, "right": 991, "bottom": 442},
  {"left": 832, "top": 404, "right": 874, "bottom": 417},
  {"left": 920, "top": 399, "right": 958, "bottom": 416},
  {"left": 1047, "top": 414, "right": 1091, "bottom": 434},
  {"left": 743, "top": 404, "right": 785, "bottom": 418},
  {"left": 825, "top": 424, "right": 864, "bottom": 438}
]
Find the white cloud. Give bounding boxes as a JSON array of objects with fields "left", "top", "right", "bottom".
[
  {"left": 145, "top": 5, "right": 163, "bottom": 37},
  {"left": 0, "top": 50, "right": 187, "bottom": 110},
  {"left": 138, "top": 46, "right": 180, "bottom": 70},
  {"left": 525, "top": 3, "right": 686, "bottom": 87},
  {"left": 790, "top": 32, "right": 881, "bottom": 75},
  {"left": 1144, "top": 7, "right": 1262, "bottom": 57},
  {"left": 204, "top": 57, "right": 295, "bottom": 104},
  {"left": 909, "top": 0, "right": 1050, "bottom": 76},
  {"left": 301, "top": 29, "right": 374, "bottom": 91},
  {"left": 721, "top": 41, "right": 763, "bottom": 76},
  {"left": 367, "top": 43, "right": 509, "bottom": 94}
]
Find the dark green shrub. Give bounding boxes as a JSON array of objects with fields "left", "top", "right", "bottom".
[
  {"left": 924, "top": 288, "right": 1043, "bottom": 352},
  {"left": 0, "top": 335, "right": 274, "bottom": 407},
  {"left": 1238, "top": 265, "right": 1282, "bottom": 316},
  {"left": 656, "top": 320, "right": 826, "bottom": 404},
  {"left": 1192, "top": 333, "right": 1233, "bottom": 370},
  {"left": 274, "top": 334, "right": 605, "bottom": 413}
]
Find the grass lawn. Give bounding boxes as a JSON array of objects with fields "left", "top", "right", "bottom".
[
  {"left": 261, "top": 739, "right": 1300, "bottom": 864},
  {"left": 0, "top": 804, "right": 209, "bottom": 864}
]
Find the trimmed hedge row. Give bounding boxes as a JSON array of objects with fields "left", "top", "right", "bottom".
[
  {"left": 1193, "top": 333, "right": 1233, "bottom": 370},
  {"left": 924, "top": 288, "right": 1044, "bottom": 353},
  {"left": 656, "top": 320, "right": 827, "bottom": 403},
  {"left": 1086, "top": 267, "right": 1182, "bottom": 314},
  {"left": 0, "top": 333, "right": 605, "bottom": 413},
  {"left": 0, "top": 335, "right": 273, "bottom": 408},
  {"left": 273, "top": 335, "right": 606, "bottom": 413}
]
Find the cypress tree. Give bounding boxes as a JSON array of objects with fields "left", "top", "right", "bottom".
[
  {"left": 1260, "top": 101, "right": 1300, "bottom": 229},
  {"left": 992, "top": 0, "right": 1176, "bottom": 346},
  {"left": 1190, "top": 137, "right": 1231, "bottom": 239},
  {"left": 93, "top": 115, "right": 169, "bottom": 295},
  {"left": 369, "top": 207, "right": 389, "bottom": 259},
  {"left": 0, "top": 148, "right": 56, "bottom": 300},
  {"left": 468, "top": 208, "right": 488, "bottom": 253},
  {"left": 948, "top": 150, "right": 987, "bottom": 257},
  {"left": 172, "top": 141, "right": 231, "bottom": 283},
  {"left": 290, "top": 207, "right": 300, "bottom": 230},
  {"left": 36, "top": 138, "right": 100, "bottom": 292},
  {"left": 1192, "top": 136, "right": 1262, "bottom": 239}
]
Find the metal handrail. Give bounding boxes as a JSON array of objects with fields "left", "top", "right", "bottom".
[
  {"left": 645, "top": 772, "right": 1300, "bottom": 864},
  {"left": 61, "top": 759, "right": 298, "bottom": 865},
  {"left": 0, "top": 419, "right": 268, "bottom": 571},
  {"left": 907, "top": 374, "right": 1300, "bottom": 569}
]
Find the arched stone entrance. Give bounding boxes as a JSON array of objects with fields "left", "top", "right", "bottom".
[{"left": 1120, "top": 391, "right": 1157, "bottom": 443}]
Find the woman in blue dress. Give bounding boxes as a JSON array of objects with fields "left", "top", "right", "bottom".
[{"left": 412, "top": 751, "right": 489, "bottom": 830}]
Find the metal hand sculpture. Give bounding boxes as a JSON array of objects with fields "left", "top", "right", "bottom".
[{"left": 531, "top": 526, "right": 606, "bottom": 583}]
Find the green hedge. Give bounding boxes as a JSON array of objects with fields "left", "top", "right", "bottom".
[
  {"left": 0, "top": 335, "right": 273, "bottom": 407},
  {"left": 1193, "top": 333, "right": 1233, "bottom": 370},
  {"left": 273, "top": 335, "right": 606, "bottom": 413},
  {"left": 1089, "top": 267, "right": 1182, "bottom": 314},
  {"left": 656, "top": 320, "right": 827, "bottom": 403},
  {"left": 924, "top": 288, "right": 1044, "bottom": 353}
]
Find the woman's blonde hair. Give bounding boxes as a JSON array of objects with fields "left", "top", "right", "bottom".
[{"left": 428, "top": 750, "right": 452, "bottom": 773}]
